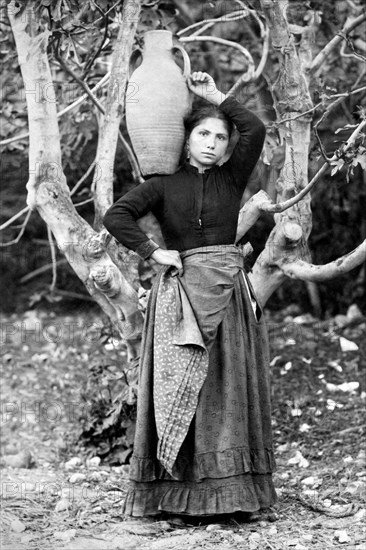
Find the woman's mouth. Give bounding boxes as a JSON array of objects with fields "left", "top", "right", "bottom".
[{"left": 202, "top": 152, "right": 215, "bottom": 157}]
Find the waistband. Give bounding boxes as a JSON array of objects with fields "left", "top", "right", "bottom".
[
  {"left": 180, "top": 244, "right": 244, "bottom": 259},
  {"left": 180, "top": 244, "right": 246, "bottom": 269}
]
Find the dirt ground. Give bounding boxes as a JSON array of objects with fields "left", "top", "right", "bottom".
[{"left": 1, "top": 306, "right": 365, "bottom": 549}]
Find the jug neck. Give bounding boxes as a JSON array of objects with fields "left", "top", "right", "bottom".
[{"left": 143, "top": 30, "right": 173, "bottom": 57}]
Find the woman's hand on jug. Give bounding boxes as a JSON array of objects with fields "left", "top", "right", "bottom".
[
  {"left": 187, "top": 72, "right": 226, "bottom": 105},
  {"left": 150, "top": 248, "right": 184, "bottom": 276}
]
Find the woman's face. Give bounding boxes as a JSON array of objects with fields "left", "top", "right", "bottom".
[{"left": 187, "top": 117, "right": 229, "bottom": 172}]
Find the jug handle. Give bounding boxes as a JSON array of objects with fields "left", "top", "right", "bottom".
[
  {"left": 172, "top": 43, "right": 191, "bottom": 78},
  {"left": 129, "top": 48, "right": 142, "bottom": 78}
]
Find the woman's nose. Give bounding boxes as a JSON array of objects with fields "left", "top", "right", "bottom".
[{"left": 206, "top": 137, "right": 215, "bottom": 149}]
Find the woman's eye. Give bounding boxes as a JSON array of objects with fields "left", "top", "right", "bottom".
[{"left": 200, "top": 131, "right": 208, "bottom": 136}]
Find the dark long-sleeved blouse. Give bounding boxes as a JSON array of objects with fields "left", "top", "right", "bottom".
[{"left": 103, "top": 97, "right": 266, "bottom": 259}]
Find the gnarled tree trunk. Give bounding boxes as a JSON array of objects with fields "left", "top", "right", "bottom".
[
  {"left": 8, "top": 0, "right": 143, "bottom": 359},
  {"left": 245, "top": 0, "right": 365, "bottom": 305}
]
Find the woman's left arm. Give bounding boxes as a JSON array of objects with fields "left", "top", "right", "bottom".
[
  {"left": 220, "top": 96, "right": 266, "bottom": 190},
  {"left": 187, "top": 72, "right": 266, "bottom": 191}
]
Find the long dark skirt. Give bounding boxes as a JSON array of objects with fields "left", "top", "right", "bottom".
[{"left": 123, "top": 245, "right": 277, "bottom": 517}]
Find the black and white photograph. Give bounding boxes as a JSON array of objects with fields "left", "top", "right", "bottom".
[{"left": 1, "top": 1, "right": 365, "bottom": 548}]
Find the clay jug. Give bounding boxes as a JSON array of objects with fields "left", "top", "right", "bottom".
[{"left": 126, "top": 30, "right": 191, "bottom": 176}]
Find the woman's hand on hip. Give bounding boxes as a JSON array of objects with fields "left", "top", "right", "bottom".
[
  {"left": 187, "top": 72, "right": 226, "bottom": 105},
  {"left": 150, "top": 249, "right": 183, "bottom": 276}
]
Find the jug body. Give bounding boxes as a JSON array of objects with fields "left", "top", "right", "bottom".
[{"left": 126, "top": 30, "right": 191, "bottom": 176}]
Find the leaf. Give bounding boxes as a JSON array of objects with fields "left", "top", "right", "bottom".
[
  {"left": 330, "top": 158, "right": 344, "bottom": 175},
  {"left": 110, "top": 447, "right": 133, "bottom": 464},
  {"left": 352, "top": 152, "right": 366, "bottom": 170},
  {"left": 299, "top": 423, "right": 311, "bottom": 432},
  {"left": 54, "top": 529, "right": 77, "bottom": 542},
  {"left": 55, "top": 498, "right": 69, "bottom": 512},
  {"left": 301, "top": 476, "right": 323, "bottom": 487},
  {"left": 327, "top": 360, "right": 342, "bottom": 372},
  {"left": 11, "top": 519, "right": 26, "bottom": 533},
  {"left": 69, "top": 473, "right": 86, "bottom": 483},
  {"left": 324, "top": 380, "right": 359, "bottom": 392},
  {"left": 344, "top": 480, "right": 366, "bottom": 496},
  {"left": 339, "top": 337, "right": 359, "bottom": 352},
  {"left": 86, "top": 456, "right": 101, "bottom": 468},
  {"left": 288, "top": 450, "right": 309, "bottom": 468},
  {"left": 334, "top": 530, "right": 349, "bottom": 543},
  {"left": 270, "top": 355, "right": 282, "bottom": 366},
  {"left": 280, "top": 361, "right": 292, "bottom": 375},
  {"left": 64, "top": 457, "right": 82, "bottom": 470}
]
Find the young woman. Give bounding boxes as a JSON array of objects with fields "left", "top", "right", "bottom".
[{"left": 103, "top": 72, "right": 277, "bottom": 520}]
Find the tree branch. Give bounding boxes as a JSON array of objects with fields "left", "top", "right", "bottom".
[
  {"left": 81, "top": 3, "right": 109, "bottom": 79},
  {"left": 272, "top": 86, "right": 366, "bottom": 125},
  {"left": 235, "top": 190, "right": 272, "bottom": 242},
  {"left": 74, "top": 197, "right": 94, "bottom": 208},
  {"left": 70, "top": 160, "right": 96, "bottom": 197},
  {"left": 0, "top": 73, "right": 110, "bottom": 147},
  {"left": 312, "top": 85, "right": 366, "bottom": 162},
  {"left": 0, "top": 206, "right": 29, "bottom": 231},
  {"left": 253, "top": 25, "right": 270, "bottom": 80},
  {"left": 92, "top": 0, "right": 142, "bottom": 229},
  {"left": 20, "top": 259, "right": 68, "bottom": 284},
  {"left": 176, "top": 5, "right": 268, "bottom": 91},
  {"left": 0, "top": 210, "right": 32, "bottom": 246},
  {"left": 90, "top": 0, "right": 121, "bottom": 26},
  {"left": 340, "top": 36, "right": 366, "bottom": 63},
  {"left": 260, "top": 118, "right": 366, "bottom": 214},
  {"left": 179, "top": 35, "right": 255, "bottom": 81},
  {"left": 250, "top": 0, "right": 315, "bottom": 305},
  {"left": 228, "top": 10, "right": 269, "bottom": 94},
  {"left": 54, "top": 53, "right": 143, "bottom": 184},
  {"left": 47, "top": 225, "right": 57, "bottom": 291},
  {"left": 281, "top": 240, "right": 366, "bottom": 281},
  {"left": 176, "top": 9, "right": 249, "bottom": 37},
  {"left": 311, "top": 12, "right": 366, "bottom": 73},
  {"left": 0, "top": 160, "right": 97, "bottom": 235},
  {"left": 54, "top": 52, "right": 105, "bottom": 113}
]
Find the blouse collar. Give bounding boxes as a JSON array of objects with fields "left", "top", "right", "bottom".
[{"left": 180, "top": 160, "right": 217, "bottom": 175}]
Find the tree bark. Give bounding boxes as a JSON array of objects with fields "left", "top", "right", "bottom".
[
  {"left": 311, "top": 12, "right": 366, "bottom": 74},
  {"left": 248, "top": 1, "right": 365, "bottom": 306},
  {"left": 93, "top": 0, "right": 142, "bottom": 230},
  {"left": 8, "top": 1, "right": 143, "bottom": 358},
  {"left": 250, "top": 0, "right": 314, "bottom": 306},
  {"left": 281, "top": 240, "right": 366, "bottom": 281}
]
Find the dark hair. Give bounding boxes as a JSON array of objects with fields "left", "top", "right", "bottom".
[{"left": 184, "top": 100, "right": 234, "bottom": 140}]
